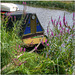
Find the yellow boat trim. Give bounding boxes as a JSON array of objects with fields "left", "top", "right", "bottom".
[
  {"left": 36, "top": 31, "right": 44, "bottom": 33},
  {"left": 22, "top": 33, "right": 32, "bottom": 37},
  {"left": 23, "top": 36, "right": 46, "bottom": 44}
]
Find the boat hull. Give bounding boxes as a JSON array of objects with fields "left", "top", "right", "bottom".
[{"left": 23, "top": 35, "right": 46, "bottom": 45}]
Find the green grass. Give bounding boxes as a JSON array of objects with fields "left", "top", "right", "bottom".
[
  {"left": 1, "top": 15, "right": 23, "bottom": 68},
  {"left": 2, "top": 52, "right": 44, "bottom": 74},
  {"left": 1, "top": 12, "right": 74, "bottom": 74},
  {"left": 2, "top": 52, "right": 66, "bottom": 74}
]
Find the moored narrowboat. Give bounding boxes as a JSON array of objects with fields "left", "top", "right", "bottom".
[{"left": 1, "top": 3, "right": 46, "bottom": 47}]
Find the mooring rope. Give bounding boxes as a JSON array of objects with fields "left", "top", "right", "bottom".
[{"left": 29, "top": 36, "right": 44, "bottom": 53}]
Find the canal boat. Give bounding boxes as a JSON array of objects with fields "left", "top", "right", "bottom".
[
  {"left": 1, "top": 3, "right": 19, "bottom": 13},
  {"left": 1, "top": 3, "right": 46, "bottom": 47}
]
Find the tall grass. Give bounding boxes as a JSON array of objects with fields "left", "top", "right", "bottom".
[
  {"left": 1, "top": 12, "right": 74, "bottom": 74},
  {"left": 1, "top": 15, "right": 23, "bottom": 68},
  {"left": 28, "top": 13, "right": 74, "bottom": 74}
]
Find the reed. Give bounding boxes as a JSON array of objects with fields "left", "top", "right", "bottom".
[
  {"left": 1, "top": 15, "right": 23, "bottom": 68},
  {"left": 1, "top": 11, "right": 74, "bottom": 74}
]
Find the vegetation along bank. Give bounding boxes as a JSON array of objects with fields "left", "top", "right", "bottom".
[{"left": 1, "top": 1, "right": 75, "bottom": 12}]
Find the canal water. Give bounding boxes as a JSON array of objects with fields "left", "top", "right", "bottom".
[{"left": 17, "top": 4, "right": 73, "bottom": 35}]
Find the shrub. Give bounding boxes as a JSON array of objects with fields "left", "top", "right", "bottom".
[{"left": 42, "top": 13, "right": 74, "bottom": 74}]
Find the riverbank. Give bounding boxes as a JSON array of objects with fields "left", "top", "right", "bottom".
[
  {"left": 26, "top": 1, "right": 74, "bottom": 12},
  {"left": 1, "top": 1, "right": 74, "bottom": 12}
]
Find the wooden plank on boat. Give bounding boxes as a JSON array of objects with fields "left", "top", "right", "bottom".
[{"left": 23, "top": 36, "right": 46, "bottom": 45}]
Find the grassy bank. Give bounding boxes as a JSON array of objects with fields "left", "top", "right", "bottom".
[
  {"left": 1, "top": 11, "right": 74, "bottom": 74},
  {"left": 1, "top": 1, "right": 75, "bottom": 12}
]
